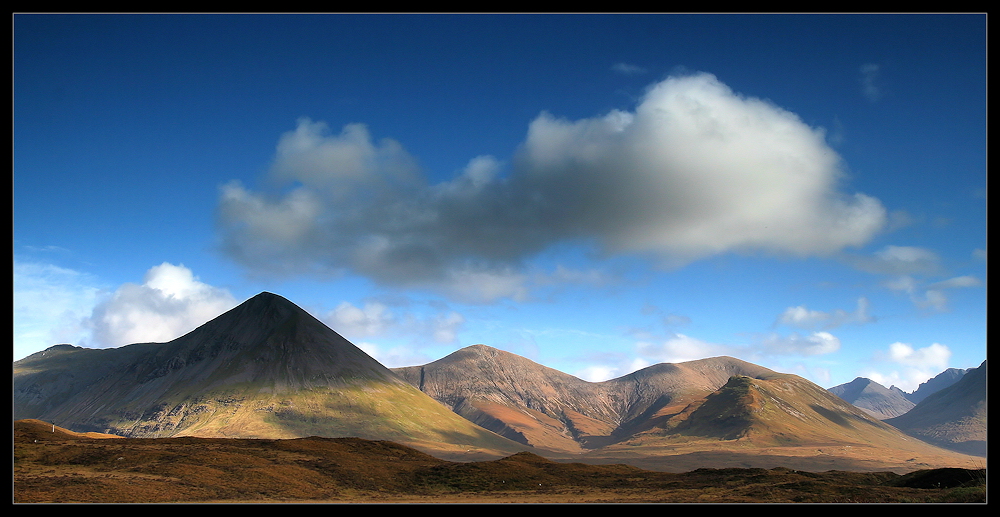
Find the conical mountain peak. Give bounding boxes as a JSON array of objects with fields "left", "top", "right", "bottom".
[
  {"left": 14, "top": 292, "right": 527, "bottom": 455},
  {"left": 156, "top": 291, "right": 395, "bottom": 388}
]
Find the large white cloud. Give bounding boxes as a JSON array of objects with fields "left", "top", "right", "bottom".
[
  {"left": 86, "top": 263, "right": 239, "bottom": 348},
  {"left": 218, "top": 72, "right": 888, "bottom": 301}
]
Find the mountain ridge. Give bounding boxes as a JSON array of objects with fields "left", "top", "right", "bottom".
[{"left": 14, "top": 291, "right": 984, "bottom": 471}]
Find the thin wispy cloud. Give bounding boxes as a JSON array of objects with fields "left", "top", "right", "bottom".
[
  {"left": 323, "top": 299, "right": 466, "bottom": 346},
  {"left": 845, "top": 245, "right": 943, "bottom": 276},
  {"left": 776, "top": 297, "right": 874, "bottom": 330},
  {"left": 757, "top": 331, "right": 842, "bottom": 356},
  {"left": 860, "top": 63, "right": 882, "bottom": 102},
  {"left": 13, "top": 260, "right": 104, "bottom": 359},
  {"left": 611, "top": 62, "right": 647, "bottom": 75}
]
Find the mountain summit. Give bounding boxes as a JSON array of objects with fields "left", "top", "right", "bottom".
[{"left": 13, "top": 292, "right": 523, "bottom": 456}]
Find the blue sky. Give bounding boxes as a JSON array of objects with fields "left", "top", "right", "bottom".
[{"left": 14, "top": 14, "right": 986, "bottom": 392}]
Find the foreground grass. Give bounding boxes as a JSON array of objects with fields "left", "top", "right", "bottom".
[{"left": 14, "top": 432, "right": 985, "bottom": 504}]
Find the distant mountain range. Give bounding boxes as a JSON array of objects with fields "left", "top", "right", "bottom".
[
  {"left": 13, "top": 292, "right": 985, "bottom": 470},
  {"left": 826, "top": 363, "right": 986, "bottom": 457},
  {"left": 885, "top": 361, "right": 987, "bottom": 457},
  {"left": 829, "top": 367, "right": 972, "bottom": 421},
  {"left": 828, "top": 378, "right": 916, "bottom": 420}
]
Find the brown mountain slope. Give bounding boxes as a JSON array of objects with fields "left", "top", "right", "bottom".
[
  {"left": 13, "top": 293, "right": 525, "bottom": 458},
  {"left": 393, "top": 347, "right": 980, "bottom": 473},
  {"left": 652, "top": 374, "right": 918, "bottom": 446},
  {"left": 600, "top": 356, "right": 783, "bottom": 439},
  {"left": 394, "top": 347, "right": 790, "bottom": 452},
  {"left": 885, "top": 360, "right": 986, "bottom": 457},
  {"left": 393, "top": 344, "right": 614, "bottom": 452},
  {"left": 579, "top": 373, "right": 981, "bottom": 473}
]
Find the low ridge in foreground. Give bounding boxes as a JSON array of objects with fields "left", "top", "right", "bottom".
[{"left": 13, "top": 420, "right": 986, "bottom": 504}]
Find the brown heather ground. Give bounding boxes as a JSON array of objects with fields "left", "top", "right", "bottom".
[{"left": 14, "top": 420, "right": 985, "bottom": 504}]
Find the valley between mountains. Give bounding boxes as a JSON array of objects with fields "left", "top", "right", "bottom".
[{"left": 13, "top": 292, "right": 985, "bottom": 475}]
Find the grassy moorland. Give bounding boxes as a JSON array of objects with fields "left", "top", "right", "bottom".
[{"left": 14, "top": 420, "right": 984, "bottom": 504}]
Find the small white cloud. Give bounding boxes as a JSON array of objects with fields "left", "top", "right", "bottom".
[
  {"left": 882, "top": 274, "right": 980, "bottom": 312},
  {"left": 355, "top": 341, "right": 432, "bottom": 369},
  {"left": 926, "top": 275, "right": 981, "bottom": 290},
  {"left": 759, "top": 331, "right": 841, "bottom": 356},
  {"left": 888, "top": 342, "right": 951, "bottom": 370},
  {"left": 776, "top": 297, "right": 874, "bottom": 330},
  {"left": 573, "top": 356, "right": 650, "bottom": 382},
  {"left": 327, "top": 301, "right": 394, "bottom": 338},
  {"left": 883, "top": 275, "right": 918, "bottom": 294},
  {"left": 574, "top": 365, "right": 619, "bottom": 382},
  {"left": 322, "top": 299, "right": 467, "bottom": 347},
  {"left": 637, "top": 333, "right": 731, "bottom": 364}
]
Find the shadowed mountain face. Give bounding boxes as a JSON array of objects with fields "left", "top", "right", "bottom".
[
  {"left": 13, "top": 293, "right": 524, "bottom": 456},
  {"left": 906, "top": 368, "right": 969, "bottom": 404},
  {"left": 885, "top": 361, "right": 987, "bottom": 457}
]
